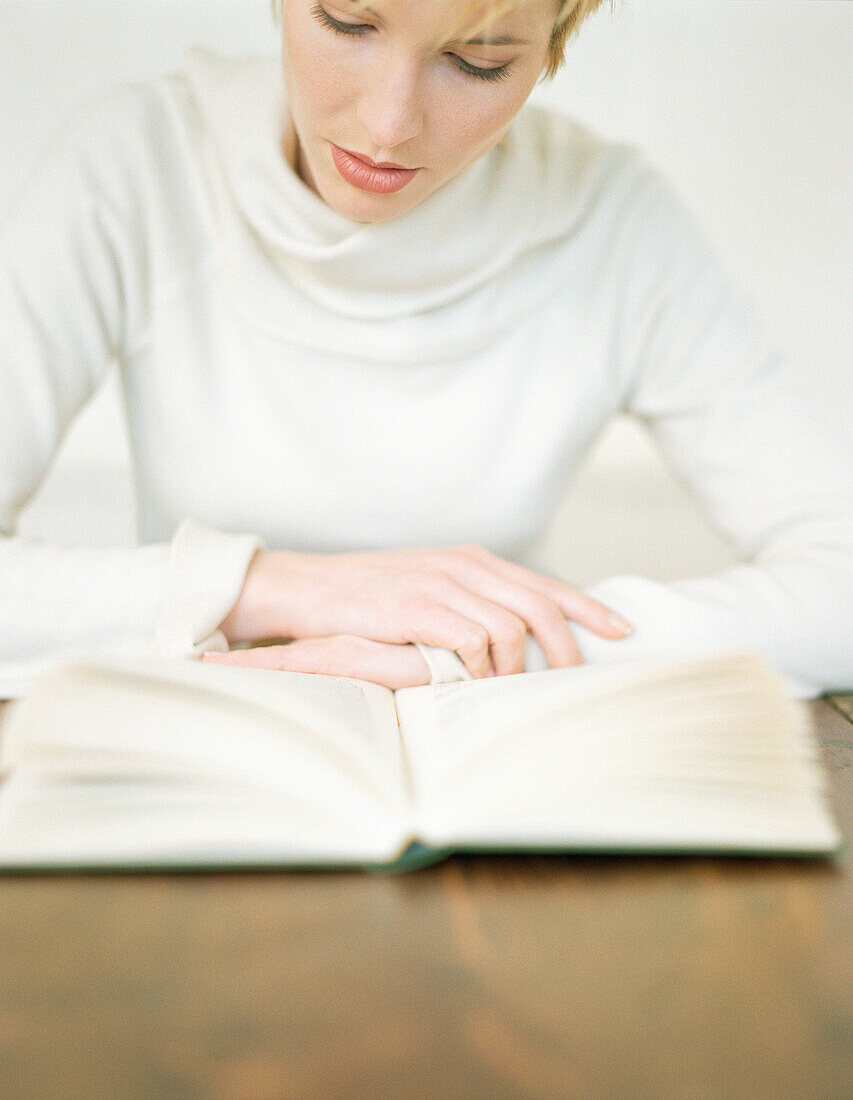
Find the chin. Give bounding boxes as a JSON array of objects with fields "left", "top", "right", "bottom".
[{"left": 326, "top": 180, "right": 423, "bottom": 224}]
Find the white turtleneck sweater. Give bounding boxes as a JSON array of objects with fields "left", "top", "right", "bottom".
[{"left": 1, "top": 48, "right": 851, "bottom": 699}]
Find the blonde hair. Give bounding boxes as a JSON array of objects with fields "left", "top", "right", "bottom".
[{"left": 271, "top": 1, "right": 613, "bottom": 81}]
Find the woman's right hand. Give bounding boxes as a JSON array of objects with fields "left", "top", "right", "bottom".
[{"left": 218, "top": 544, "right": 633, "bottom": 679}]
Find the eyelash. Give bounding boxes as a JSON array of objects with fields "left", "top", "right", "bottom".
[{"left": 309, "top": 3, "right": 513, "bottom": 84}]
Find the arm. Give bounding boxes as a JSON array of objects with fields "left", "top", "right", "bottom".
[
  {"left": 531, "top": 169, "right": 853, "bottom": 698},
  {"left": 229, "top": 169, "right": 850, "bottom": 696},
  {"left": 0, "top": 87, "right": 260, "bottom": 697},
  {"left": 1, "top": 82, "right": 629, "bottom": 696}
]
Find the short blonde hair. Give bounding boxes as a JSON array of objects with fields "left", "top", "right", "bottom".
[{"left": 271, "top": 1, "right": 613, "bottom": 81}]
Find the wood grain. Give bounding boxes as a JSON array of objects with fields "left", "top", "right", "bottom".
[
  {"left": 0, "top": 700, "right": 850, "bottom": 1100},
  {"left": 827, "top": 693, "right": 853, "bottom": 725}
]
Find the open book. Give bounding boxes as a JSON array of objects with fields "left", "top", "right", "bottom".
[{"left": 0, "top": 649, "right": 842, "bottom": 871}]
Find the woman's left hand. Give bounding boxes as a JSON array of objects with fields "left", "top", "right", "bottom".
[{"left": 202, "top": 634, "right": 434, "bottom": 690}]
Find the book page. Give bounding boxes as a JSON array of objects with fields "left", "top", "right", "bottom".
[
  {"left": 394, "top": 664, "right": 627, "bottom": 829},
  {"left": 0, "top": 655, "right": 412, "bottom": 860},
  {"left": 394, "top": 654, "right": 841, "bottom": 854},
  {"left": 0, "top": 767, "right": 413, "bottom": 869}
]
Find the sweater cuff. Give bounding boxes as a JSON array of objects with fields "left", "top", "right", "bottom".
[{"left": 154, "top": 518, "right": 263, "bottom": 659}]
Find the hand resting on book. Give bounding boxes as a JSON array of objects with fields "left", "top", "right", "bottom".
[
  {"left": 204, "top": 633, "right": 438, "bottom": 690},
  {"left": 212, "top": 544, "right": 634, "bottom": 687}
]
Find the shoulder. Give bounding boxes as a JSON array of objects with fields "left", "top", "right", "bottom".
[
  {"left": 511, "top": 101, "right": 640, "bottom": 179},
  {"left": 177, "top": 45, "right": 281, "bottom": 111},
  {"left": 48, "top": 77, "right": 176, "bottom": 174},
  {"left": 13, "top": 75, "right": 187, "bottom": 231},
  {"left": 15, "top": 49, "right": 281, "bottom": 242},
  {"left": 509, "top": 103, "right": 654, "bottom": 223},
  {"left": 36, "top": 48, "right": 278, "bottom": 196},
  {"left": 506, "top": 101, "right": 697, "bottom": 256}
]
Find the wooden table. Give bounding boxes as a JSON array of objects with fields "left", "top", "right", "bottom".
[{"left": 0, "top": 698, "right": 850, "bottom": 1100}]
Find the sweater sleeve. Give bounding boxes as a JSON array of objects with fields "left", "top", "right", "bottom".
[
  {"left": 529, "top": 167, "right": 853, "bottom": 699},
  {"left": 0, "top": 88, "right": 260, "bottom": 698}
]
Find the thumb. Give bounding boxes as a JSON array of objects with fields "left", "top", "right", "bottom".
[{"left": 202, "top": 634, "right": 431, "bottom": 690}]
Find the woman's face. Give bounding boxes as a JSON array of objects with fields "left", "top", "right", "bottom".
[{"left": 280, "top": 0, "right": 557, "bottom": 223}]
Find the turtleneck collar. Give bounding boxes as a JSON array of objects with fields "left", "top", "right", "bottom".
[{"left": 176, "top": 47, "right": 595, "bottom": 323}]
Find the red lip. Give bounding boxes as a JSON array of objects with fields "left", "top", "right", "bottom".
[
  {"left": 342, "top": 148, "right": 412, "bottom": 170},
  {"left": 330, "top": 144, "right": 420, "bottom": 195}
]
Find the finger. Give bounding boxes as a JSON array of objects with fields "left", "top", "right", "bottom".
[
  {"left": 447, "top": 547, "right": 633, "bottom": 639},
  {"left": 550, "top": 586, "right": 633, "bottom": 638},
  {"left": 202, "top": 636, "right": 430, "bottom": 690},
  {"left": 428, "top": 565, "right": 583, "bottom": 670},
  {"left": 409, "top": 602, "right": 495, "bottom": 679},
  {"left": 418, "top": 576, "right": 530, "bottom": 676},
  {"left": 458, "top": 579, "right": 583, "bottom": 670}
]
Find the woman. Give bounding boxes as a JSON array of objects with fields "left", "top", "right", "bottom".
[{"left": 0, "top": 0, "right": 850, "bottom": 696}]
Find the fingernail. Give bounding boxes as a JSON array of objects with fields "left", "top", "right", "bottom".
[
  {"left": 485, "top": 669, "right": 496, "bottom": 677},
  {"left": 201, "top": 652, "right": 221, "bottom": 660},
  {"left": 608, "top": 613, "right": 634, "bottom": 636}
]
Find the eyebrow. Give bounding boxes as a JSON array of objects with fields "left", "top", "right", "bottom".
[{"left": 358, "top": 6, "right": 530, "bottom": 46}]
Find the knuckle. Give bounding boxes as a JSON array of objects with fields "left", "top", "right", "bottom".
[
  {"left": 489, "top": 613, "right": 528, "bottom": 648},
  {"left": 453, "top": 542, "right": 488, "bottom": 561},
  {"left": 399, "top": 566, "right": 444, "bottom": 599},
  {"left": 562, "top": 587, "right": 598, "bottom": 614},
  {"left": 456, "top": 623, "right": 490, "bottom": 652},
  {"left": 408, "top": 602, "right": 439, "bottom": 638},
  {"left": 416, "top": 568, "right": 452, "bottom": 595},
  {"left": 406, "top": 588, "right": 437, "bottom": 611},
  {"left": 520, "top": 593, "right": 565, "bottom": 627},
  {"left": 436, "top": 546, "right": 467, "bottom": 569}
]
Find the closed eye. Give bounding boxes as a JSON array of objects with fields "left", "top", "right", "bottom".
[{"left": 309, "top": 3, "right": 513, "bottom": 84}]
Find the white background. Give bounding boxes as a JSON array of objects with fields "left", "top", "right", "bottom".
[{"left": 2, "top": 0, "right": 851, "bottom": 584}]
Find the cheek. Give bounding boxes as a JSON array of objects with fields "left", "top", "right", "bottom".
[
  {"left": 436, "top": 91, "right": 527, "bottom": 164},
  {"left": 282, "top": 18, "right": 349, "bottom": 118}
]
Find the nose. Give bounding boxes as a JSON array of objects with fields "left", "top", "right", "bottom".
[{"left": 355, "top": 53, "right": 424, "bottom": 163}]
